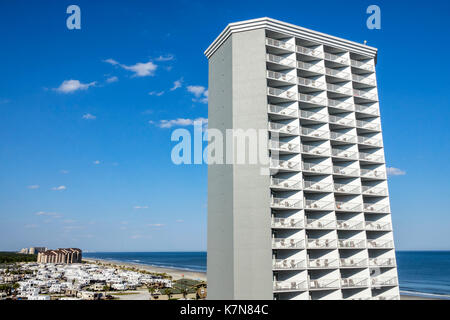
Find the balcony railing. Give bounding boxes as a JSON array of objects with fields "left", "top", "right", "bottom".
[
  {"left": 327, "top": 83, "right": 353, "bottom": 95},
  {"left": 303, "top": 181, "right": 333, "bottom": 192},
  {"left": 272, "top": 217, "right": 304, "bottom": 229},
  {"left": 301, "top": 145, "right": 330, "bottom": 156},
  {"left": 300, "top": 110, "right": 328, "bottom": 122},
  {"left": 371, "top": 276, "right": 398, "bottom": 287},
  {"left": 372, "top": 295, "right": 399, "bottom": 300},
  {"left": 334, "top": 183, "right": 360, "bottom": 194},
  {"left": 355, "top": 104, "right": 379, "bottom": 116},
  {"left": 362, "top": 186, "right": 388, "bottom": 196},
  {"left": 329, "top": 115, "right": 355, "bottom": 127},
  {"left": 307, "top": 238, "right": 337, "bottom": 249},
  {"left": 309, "top": 278, "right": 340, "bottom": 290},
  {"left": 367, "top": 239, "right": 394, "bottom": 249},
  {"left": 271, "top": 178, "right": 302, "bottom": 190},
  {"left": 353, "top": 89, "right": 378, "bottom": 101},
  {"left": 308, "top": 258, "right": 339, "bottom": 269},
  {"left": 360, "top": 169, "right": 386, "bottom": 180},
  {"left": 271, "top": 197, "right": 303, "bottom": 209},
  {"left": 325, "top": 68, "right": 350, "bottom": 80},
  {"left": 302, "top": 163, "right": 332, "bottom": 174},
  {"left": 351, "top": 59, "right": 374, "bottom": 71},
  {"left": 270, "top": 159, "right": 301, "bottom": 171},
  {"left": 364, "top": 203, "right": 390, "bottom": 213},
  {"left": 352, "top": 74, "right": 376, "bottom": 86},
  {"left": 338, "top": 239, "right": 366, "bottom": 249},
  {"left": 359, "top": 152, "right": 384, "bottom": 163},
  {"left": 358, "top": 136, "right": 383, "bottom": 147},
  {"left": 273, "top": 259, "right": 306, "bottom": 270},
  {"left": 356, "top": 120, "right": 381, "bottom": 131},
  {"left": 301, "top": 127, "right": 329, "bottom": 140},
  {"left": 298, "top": 93, "right": 327, "bottom": 106},
  {"left": 332, "top": 148, "right": 359, "bottom": 160},
  {"left": 273, "top": 238, "right": 305, "bottom": 249},
  {"left": 297, "top": 61, "right": 324, "bottom": 73},
  {"left": 297, "top": 76, "right": 326, "bottom": 89},
  {"left": 306, "top": 218, "right": 336, "bottom": 229},
  {"left": 296, "top": 45, "right": 323, "bottom": 58},
  {"left": 327, "top": 98, "right": 354, "bottom": 111},
  {"left": 341, "top": 277, "right": 368, "bottom": 288},
  {"left": 340, "top": 258, "right": 368, "bottom": 268},
  {"left": 269, "top": 141, "right": 300, "bottom": 153},
  {"left": 369, "top": 258, "right": 396, "bottom": 267},
  {"left": 266, "top": 54, "right": 296, "bottom": 67},
  {"left": 335, "top": 202, "right": 362, "bottom": 212},
  {"left": 366, "top": 221, "right": 391, "bottom": 231},
  {"left": 268, "top": 87, "right": 297, "bottom": 100},
  {"left": 333, "top": 165, "right": 359, "bottom": 177},
  {"left": 304, "top": 200, "right": 334, "bottom": 211},
  {"left": 268, "top": 104, "right": 298, "bottom": 118},
  {"left": 324, "top": 52, "right": 349, "bottom": 64},
  {"left": 267, "top": 70, "right": 296, "bottom": 83},
  {"left": 266, "top": 38, "right": 295, "bottom": 51},
  {"left": 336, "top": 220, "right": 364, "bottom": 230},
  {"left": 268, "top": 122, "right": 299, "bottom": 135},
  {"left": 273, "top": 280, "right": 307, "bottom": 292}
]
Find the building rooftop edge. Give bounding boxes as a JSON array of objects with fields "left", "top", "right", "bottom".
[{"left": 204, "top": 17, "right": 378, "bottom": 61}]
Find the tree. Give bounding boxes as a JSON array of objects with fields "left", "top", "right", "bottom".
[{"left": 163, "top": 288, "right": 172, "bottom": 300}]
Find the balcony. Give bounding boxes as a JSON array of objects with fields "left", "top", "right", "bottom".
[
  {"left": 298, "top": 93, "right": 327, "bottom": 106},
  {"left": 266, "top": 38, "right": 295, "bottom": 51},
  {"left": 338, "top": 239, "right": 366, "bottom": 249},
  {"left": 371, "top": 276, "right": 398, "bottom": 287},
  {"left": 269, "top": 140, "right": 300, "bottom": 154},
  {"left": 351, "top": 59, "right": 374, "bottom": 72},
  {"left": 329, "top": 115, "right": 355, "bottom": 127},
  {"left": 301, "top": 127, "right": 329, "bottom": 140},
  {"left": 270, "top": 178, "right": 302, "bottom": 191},
  {"left": 340, "top": 258, "right": 368, "bottom": 268},
  {"left": 335, "top": 201, "right": 362, "bottom": 212},
  {"left": 268, "top": 122, "right": 299, "bottom": 136},
  {"left": 271, "top": 197, "right": 303, "bottom": 209},
  {"left": 328, "top": 99, "right": 354, "bottom": 112},
  {"left": 341, "top": 277, "right": 368, "bottom": 288},
  {"left": 296, "top": 45, "right": 323, "bottom": 58},
  {"left": 355, "top": 104, "right": 379, "bottom": 116},
  {"left": 309, "top": 278, "right": 340, "bottom": 290},
  {"left": 306, "top": 218, "right": 336, "bottom": 230},
  {"left": 301, "top": 145, "right": 330, "bottom": 157},
  {"left": 303, "top": 181, "right": 333, "bottom": 193},
  {"left": 297, "top": 61, "right": 324, "bottom": 74},
  {"left": 359, "top": 152, "right": 384, "bottom": 163},
  {"left": 268, "top": 104, "right": 298, "bottom": 119},
  {"left": 308, "top": 258, "right": 339, "bottom": 269},
  {"left": 332, "top": 148, "right": 359, "bottom": 160},
  {"left": 270, "top": 159, "right": 301, "bottom": 172},
  {"left": 297, "top": 76, "right": 326, "bottom": 90},
  {"left": 372, "top": 295, "right": 399, "bottom": 300},
  {"left": 268, "top": 87, "right": 297, "bottom": 101},
  {"left": 300, "top": 110, "right": 328, "bottom": 122},
  {"left": 307, "top": 238, "right": 337, "bottom": 249},
  {"left": 327, "top": 83, "right": 352, "bottom": 96},
  {"left": 360, "top": 169, "right": 386, "bottom": 180},
  {"left": 362, "top": 186, "right": 387, "bottom": 196},
  {"left": 304, "top": 200, "right": 334, "bottom": 211},
  {"left": 325, "top": 68, "right": 351, "bottom": 80},
  {"left": 336, "top": 220, "right": 365, "bottom": 230},
  {"left": 358, "top": 136, "right": 383, "bottom": 147},
  {"left": 367, "top": 239, "right": 394, "bottom": 249},
  {"left": 352, "top": 74, "right": 376, "bottom": 86},
  {"left": 364, "top": 203, "right": 390, "bottom": 213},
  {"left": 324, "top": 52, "right": 349, "bottom": 65},
  {"left": 356, "top": 120, "right": 381, "bottom": 131},
  {"left": 302, "top": 163, "right": 332, "bottom": 175},
  {"left": 273, "top": 238, "right": 305, "bottom": 249},
  {"left": 272, "top": 217, "right": 304, "bottom": 229},
  {"left": 267, "top": 70, "right": 296, "bottom": 84},
  {"left": 333, "top": 165, "right": 360, "bottom": 177},
  {"left": 273, "top": 280, "right": 307, "bottom": 292},
  {"left": 369, "top": 258, "right": 396, "bottom": 268},
  {"left": 266, "top": 54, "right": 296, "bottom": 68},
  {"left": 273, "top": 258, "right": 306, "bottom": 270},
  {"left": 334, "top": 183, "right": 360, "bottom": 195},
  {"left": 353, "top": 88, "right": 378, "bottom": 101}
]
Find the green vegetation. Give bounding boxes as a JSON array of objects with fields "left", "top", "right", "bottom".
[{"left": 0, "top": 252, "right": 37, "bottom": 264}]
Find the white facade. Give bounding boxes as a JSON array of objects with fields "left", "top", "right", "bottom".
[{"left": 206, "top": 18, "right": 400, "bottom": 300}]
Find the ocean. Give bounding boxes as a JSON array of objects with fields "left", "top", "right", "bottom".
[{"left": 84, "top": 251, "right": 450, "bottom": 298}]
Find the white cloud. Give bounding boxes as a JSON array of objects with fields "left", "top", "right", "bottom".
[
  {"left": 150, "top": 117, "right": 208, "bottom": 129},
  {"left": 51, "top": 185, "right": 67, "bottom": 191},
  {"left": 82, "top": 113, "right": 96, "bottom": 120},
  {"left": 149, "top": 91, "right": 165, "bottom": 96},
  {"left": 55, "top": 80, "right": 96, "bottom": 93},
  {"left": 170, "top": 79, "right": 183, "bottom": 91},
  {"left": 147, "top": 223, "right": 164, "bottom": 227},
  {"left": 104, "top": 58, "right": 119, "bottom": 65},
  {"left": 27, "top": 185, "right": 40, "bottom": 189},
  {"left": 386, "top": 167, "right": 406, "bottom": 176},
  {"left": 133, "top": 205, "right": 149, "bottom": 209},
  {"left": 187, "top": 85, "right": 208, "bottom": 103},
  {"left": 106, "top": 76, "right": 118, "bottom": 83},
  {"left": 60, "top": 170, "right": 69, "bottom": 174},
  {"left": 93, "top": 160, "right": 101, "bottom": 165},
  {"left": 176, "top": 219, "right": 184, "bottom": 223},
  {"left": 104, "top": 58, "right": 158, "bottom": 77},
  {"left": 24, "top": 224, "right": 38, "bottom": 229},
  {"left": 154, "top": 54, "right": 174, "bottom": 61},
  {"left": 35, "top": 211, "right": 61, "bottom": 218}
]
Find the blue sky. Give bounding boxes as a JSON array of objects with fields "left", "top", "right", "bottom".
[{"left": 0, "top": 0, "right": 449, "bottom": 251}]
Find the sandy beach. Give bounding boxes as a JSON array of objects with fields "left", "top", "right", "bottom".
[{"left": 83, "top": 258, "right": 206, "bottom": 281}]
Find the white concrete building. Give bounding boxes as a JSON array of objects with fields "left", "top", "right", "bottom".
[{"left": 206, "top": 17, "right": 399, "bottom": 300}]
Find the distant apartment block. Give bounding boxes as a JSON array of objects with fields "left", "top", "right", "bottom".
[
  {"left": 19, "top": 247, "right": 47, "bottom": 255},
  {"left": 206, "top": 18, "right": 399, "bottom": 300},
  {"left": 37, "top": 248, "right": 82, "bottom": 264}
]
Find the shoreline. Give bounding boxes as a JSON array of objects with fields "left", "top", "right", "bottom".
[{"left": 82, "top": 258, "right": 206, "bottom": 281}]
